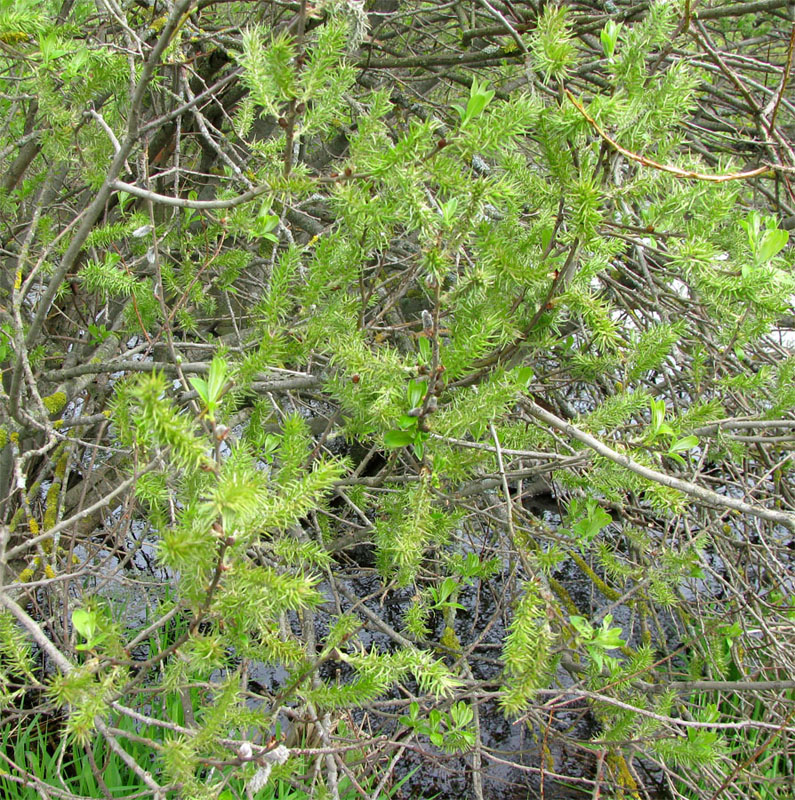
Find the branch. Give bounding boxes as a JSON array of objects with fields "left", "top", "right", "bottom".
[
  {"left": 12, "top": 0, "right": 196, "bottom": 407},
  {"left": 0, "top": 591, "right": 73, "bottom": 673},
  {"left": 112, "top": 179, "right": 270, "bottom": 209},
  {"left": 566, "top": 90, "right": 772, "bottom": 182},
  {"left": 697, "top": 0, "right": 792, "bottom": 19},
  {"left": 3, "top": 461, "right": 156, "bottom": 561},
  {"left": 523, "top": 399, "right": 795, "bottom": 532}
]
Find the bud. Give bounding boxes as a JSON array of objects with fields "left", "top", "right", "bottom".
[{"left": 238, "top": 742, "right": 253, "bottom": 760}]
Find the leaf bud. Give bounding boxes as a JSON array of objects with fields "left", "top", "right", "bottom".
[{"left": 421, "top": 309, "right": 433, "bottom": 331}]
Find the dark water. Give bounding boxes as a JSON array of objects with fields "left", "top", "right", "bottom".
[{"left": 74, "top": 493, "right": 675, "bottom": 799}]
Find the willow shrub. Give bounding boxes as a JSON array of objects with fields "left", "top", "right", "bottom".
[{"left": 1, "top": 1, "right": 794, "bottom": 798}]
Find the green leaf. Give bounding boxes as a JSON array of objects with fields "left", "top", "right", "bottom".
[
  {"left": 75, "top": 634, "right": 110, "bottom": 651},
  {"left": 588, "top": 646, "right": 605, "bottom": 672},
  {"left": 456, "top": 78, "right": 495, "bottom": 124},
  {"left": 206, "top": 356, "right": 229, "bottom": 405},
  {"left": 600, "top": 20, "right": 621, "bottom": 59},
  {"left": 251, "top": 205, "right": 280, "bottom": 242},
  {"left": 72, "top": 608, "right": 110, "bottom": 650},
  {"left": 407, "top": 379, "right": 427, "bottom": 408},
  {"left": 418, "top": 336, "right": 431, "bottom": 363},
  {"left": 72, "top": 609, "right": 96, "bottom": 641},
  {"left": 450, "top": 701, "right": 473, "bottom": 727},
  {"left": 385, "top": 430, "right": 414, "bottom": 448},
  {"left": 190, "top": 357, "right": 228, "bottom": 422},
  {"left": 650, "top": 397, "right": 665, "bottom": 435},
  {"left": 571, "top": 503, "right": 612, "bottom": 542},
  {"left": 515, "top": 366, "right": 534, "bottom": 386},
  {"left": 189, "top": 376, "right": 209, "bottom": 406},
  {"left": 399, "top": 414, "right": 419, "bottom": 429},
  {"left": 669, "top": 435, "right": 699, "bottom": 454},
  {"left": 758, "top": 228, "right": 788, "bottom": 262},
  {"left": 441, "top": 197, "right": 459, "bottom": 226},
  {"left": 594, "top": 616, "right": 626, "bottom": 649},
  {"left": 569, "top": 616, "right": 592, "bottom": 637}
]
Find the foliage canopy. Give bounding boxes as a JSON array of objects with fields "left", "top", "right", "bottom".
[{"left": 1, "top": 0, "right": 795, "bottom": 798}]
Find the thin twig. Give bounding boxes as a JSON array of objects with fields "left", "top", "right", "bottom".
[{"left": 566, "top": 90, "right": 772, "bottom": 182}]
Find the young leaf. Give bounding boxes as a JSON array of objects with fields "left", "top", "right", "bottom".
[
  {"left": 189, "top": 376, "right": 209, "bottom": 406},
  {"left": 758, "top": 228, "right": 788, "bottom": 262},
  {"left": 650, "top": 397, "right": 665, "bottom": 435},
  {"left": 571, "top": 503, "right": 612, "bottom": 543},
  {"left": 399, "top": 413, "right": 419, "bottom": 429},
  {"left": 600, "top": 20, "right": 621, "bottom": 59},
  {"left": 72, "top": 609, "right": 96, "bottom": 642},
  {"left": 206, "top": 356, "right": 229, "bottom": 405},
  {"left": 669, "top": 435, "right": 699, "bottom": 454},
  {"left": 515, "top": 366, "right": 534, "bottom": 387},
  {"left": 455, "top": 78, "right": 495, "bottom": 124},
  {"left": 385, "top": 430, "right": 414, "bottom": 448},
  {"left": 594, "top": 615, "right": 626, "bottom": 649},
  {"left": 569, "top": 616, "right": 592, "bottom": 638},
  {"left": 450, "top": 701, "right": 473, "bottom": 727},
  {"left": 418, "top": 336, "right": 432, "bottom": 363},
  {"left": 407, "top": 379, "right": 427, "bottom": 408}
]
